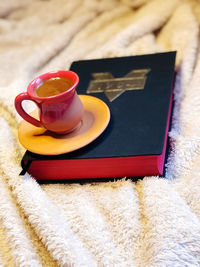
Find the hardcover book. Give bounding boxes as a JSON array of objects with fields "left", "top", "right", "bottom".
[{"left": 20, "top": 52, "right": 176, "bottom": 180}]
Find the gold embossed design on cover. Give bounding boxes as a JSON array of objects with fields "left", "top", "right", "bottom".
[{"left": 87, "top": 69, "right": 151, "bottom": 101}]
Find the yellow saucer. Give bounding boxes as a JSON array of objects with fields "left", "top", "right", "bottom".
[{"left": 18, "top": 95, "right": 110, "bottom": 155}]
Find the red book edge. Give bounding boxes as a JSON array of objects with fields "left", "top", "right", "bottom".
[{"left": 25, "top": 93, "right": 173, "bottom": 180}]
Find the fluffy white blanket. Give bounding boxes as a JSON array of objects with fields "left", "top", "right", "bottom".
[{"left": 0, "top": 0, "right": 200, "bottom": 266}]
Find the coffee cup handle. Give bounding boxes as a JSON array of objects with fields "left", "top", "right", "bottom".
[{"left": 15, "top": 92, "right": 43, "bottom": 128}]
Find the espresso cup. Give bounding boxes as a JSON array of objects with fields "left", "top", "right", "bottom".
[{"left": 15, "top": 70, "right": 84, "bottom": 134}]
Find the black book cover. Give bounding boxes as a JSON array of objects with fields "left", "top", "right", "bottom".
[{"left": 21, "top": 52, "right": 176, "bottom": 179}]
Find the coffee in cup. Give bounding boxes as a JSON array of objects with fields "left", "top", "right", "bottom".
[
  {"left": 14, "top": 71, "right": 84, "bottom": 134},
  {"left": 35, "top": 77, "right": 74, "bottom": 98}
]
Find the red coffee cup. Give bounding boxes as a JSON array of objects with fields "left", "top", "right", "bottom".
[{"left": 15, "top": 70, "right": 84, "bottom": 134}]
